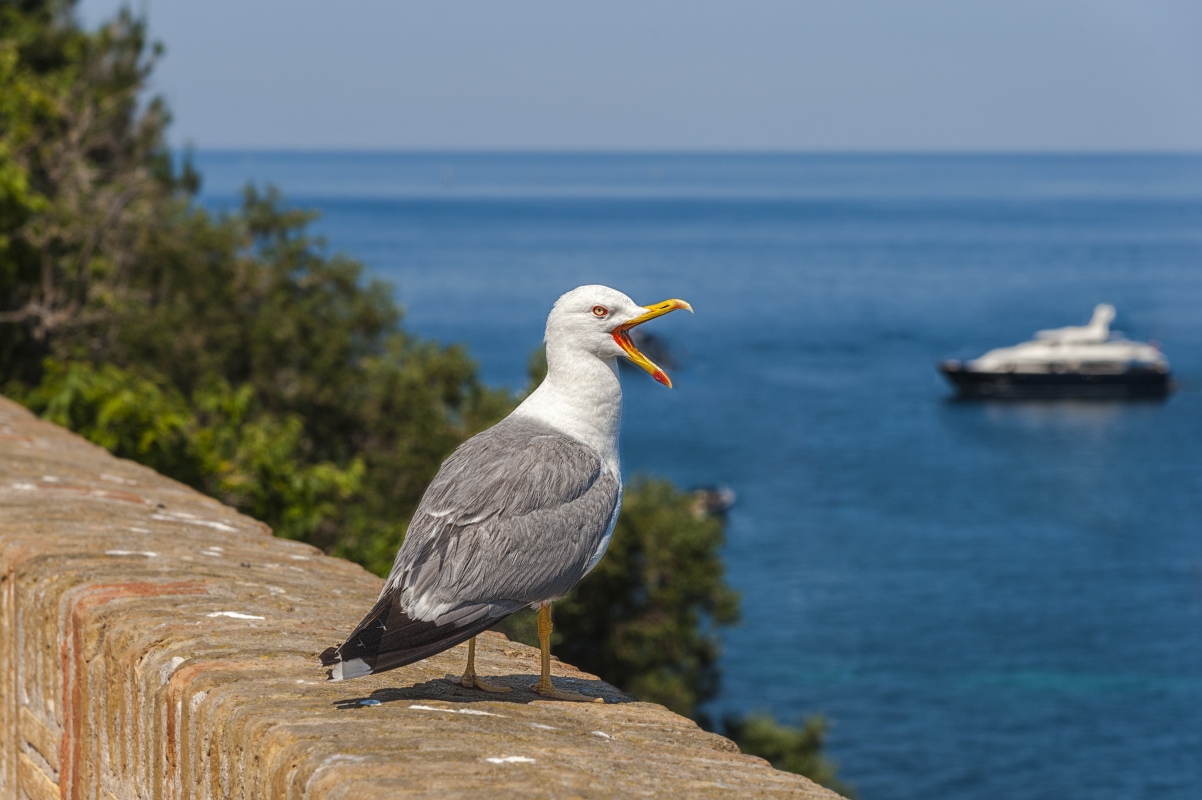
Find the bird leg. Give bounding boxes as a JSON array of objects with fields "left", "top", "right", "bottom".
[
  {"left": 458, "top": 636, "right": 511, "bottom": 693},
  {"left": 531, "top": 603, "right": 602, "bottom": 702}
]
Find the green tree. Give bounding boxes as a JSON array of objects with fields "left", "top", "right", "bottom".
[
  {"left": 93, "top": 184, "right": 513, "bottom": 566},
  {"left": 0, "top": 1, "right": 180, "bottom": 383}
]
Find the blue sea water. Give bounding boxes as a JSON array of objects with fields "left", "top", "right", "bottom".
[{"left": 195, "top": 152, "right": 1202, "bottom": 800}]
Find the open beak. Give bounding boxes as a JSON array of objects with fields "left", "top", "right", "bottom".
[{"left": 612, "top": 299, "right": 693, "bottom": 387}]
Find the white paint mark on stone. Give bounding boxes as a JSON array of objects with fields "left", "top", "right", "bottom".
[
  {"left": 200, "top": 551, "right": 222, "bottom": 557},
  {"left": 288, "top": 555, "right": 310, "bottom": 560},
  {"left": 205, "top": 611, "right": 265, "bottom": 620},
  {"left": 485, "top": 756, "right": 536, "bottom": 764},
  {"left": 106, "top": 550, "right": 157, "bottom": 557},
  {"left": 206, "top": 546, "right": 224, "bottom": 552},
  {"left": 409, "top": 704, "right": 503, "bottom": 717},
  {"left": 128, "top": 527, "right": 151, "bottom": 533},
  {"left": 41, "top": 475, "right": 60, "bottom": 482},
  {"left": 591, "top": 731, "right": 613, "bottom": 739},
  {"left": 101, "top": 473, "right": 137, "bottom": 485},
  {"left": 530, "top": 723, "right": 557, "bottom": 730},
  {"left": 268, "top": 586, "right": 286, "bottom": 594},
  {"left": 11, "top": 483, "right": 37, "bottom": 490},
  {"left": 152, "top": 513, "right": 237, "bottom": 532}
]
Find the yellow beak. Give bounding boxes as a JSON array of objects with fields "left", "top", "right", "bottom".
[{"left": 611, "top": 299, "right": 693, "bottom": 387}]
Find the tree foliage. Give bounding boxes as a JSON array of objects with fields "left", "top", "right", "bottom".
[{"left": 0, "top": 1, "right": 180, "bottom": 377}]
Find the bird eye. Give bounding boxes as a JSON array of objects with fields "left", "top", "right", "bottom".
[{"left": 592, "top": 306, "right": 609, "bottom": 318}]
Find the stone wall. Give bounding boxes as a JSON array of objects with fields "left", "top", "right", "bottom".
[{"left": 0, "top": 395, "right": 841, "bottom": 799}]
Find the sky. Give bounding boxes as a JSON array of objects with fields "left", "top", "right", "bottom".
[{"left": 78, "top": 0, "right": 1202, "bottom": 152}]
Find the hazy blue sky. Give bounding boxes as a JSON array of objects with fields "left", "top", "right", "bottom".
[{"left": 79, "top": 0, "right": 1202, "bottom": 151}]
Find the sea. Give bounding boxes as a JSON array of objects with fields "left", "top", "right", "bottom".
[{"left": 194, "top": 152, "right": 1202, "bottom": 800}]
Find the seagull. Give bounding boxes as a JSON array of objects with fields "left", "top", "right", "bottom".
[{"left": 321, "top": 285, "right": 691, "bottom": 701}]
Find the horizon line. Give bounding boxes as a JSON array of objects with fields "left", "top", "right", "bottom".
[{"left": 174, "top": 147, "right": 1202, "bottom": 158}]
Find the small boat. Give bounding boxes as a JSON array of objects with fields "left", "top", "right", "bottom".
[{"left": 939, "top": 304, "right": 1171, "bottom": 399}]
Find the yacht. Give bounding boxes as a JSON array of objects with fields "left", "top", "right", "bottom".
[{"left": 939, "top": 305, "right": 1171, "bottom": 399}]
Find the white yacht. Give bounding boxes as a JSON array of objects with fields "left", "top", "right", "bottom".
[{"left": 939, "top": 304, "right": 1172, "bottom": 398}]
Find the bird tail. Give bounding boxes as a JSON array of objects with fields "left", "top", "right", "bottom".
[{"left": 320, "top": 591, "right": 516, "bottom": 680}]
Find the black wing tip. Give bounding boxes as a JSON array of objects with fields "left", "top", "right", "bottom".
[{"left": 324, "top": 595, "right": 519, "bottom": 680}]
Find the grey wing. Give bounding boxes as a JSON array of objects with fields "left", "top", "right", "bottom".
[{"left": 388, "top": 416, "right": 621, "bottom": 623}]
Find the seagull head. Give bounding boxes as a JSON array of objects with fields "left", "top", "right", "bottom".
[{"left": 545, "top": 285, "right": 693, "bottom": 387}]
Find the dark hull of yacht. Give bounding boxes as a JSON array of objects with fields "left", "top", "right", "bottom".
[{"left": 939, "top": 362, "right": 1172, "bottom": 399}]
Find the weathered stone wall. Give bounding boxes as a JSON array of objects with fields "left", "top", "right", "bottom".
[{"left": 0, "top": 395, "right": 841, "bottom": 799}]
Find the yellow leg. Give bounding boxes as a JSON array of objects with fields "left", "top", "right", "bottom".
[
  {"left": 458, "top": 636, "right": 511, "bottom": 693},
  {"left": 531, "top": 603, "right": 602, "bottom": 702}
]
